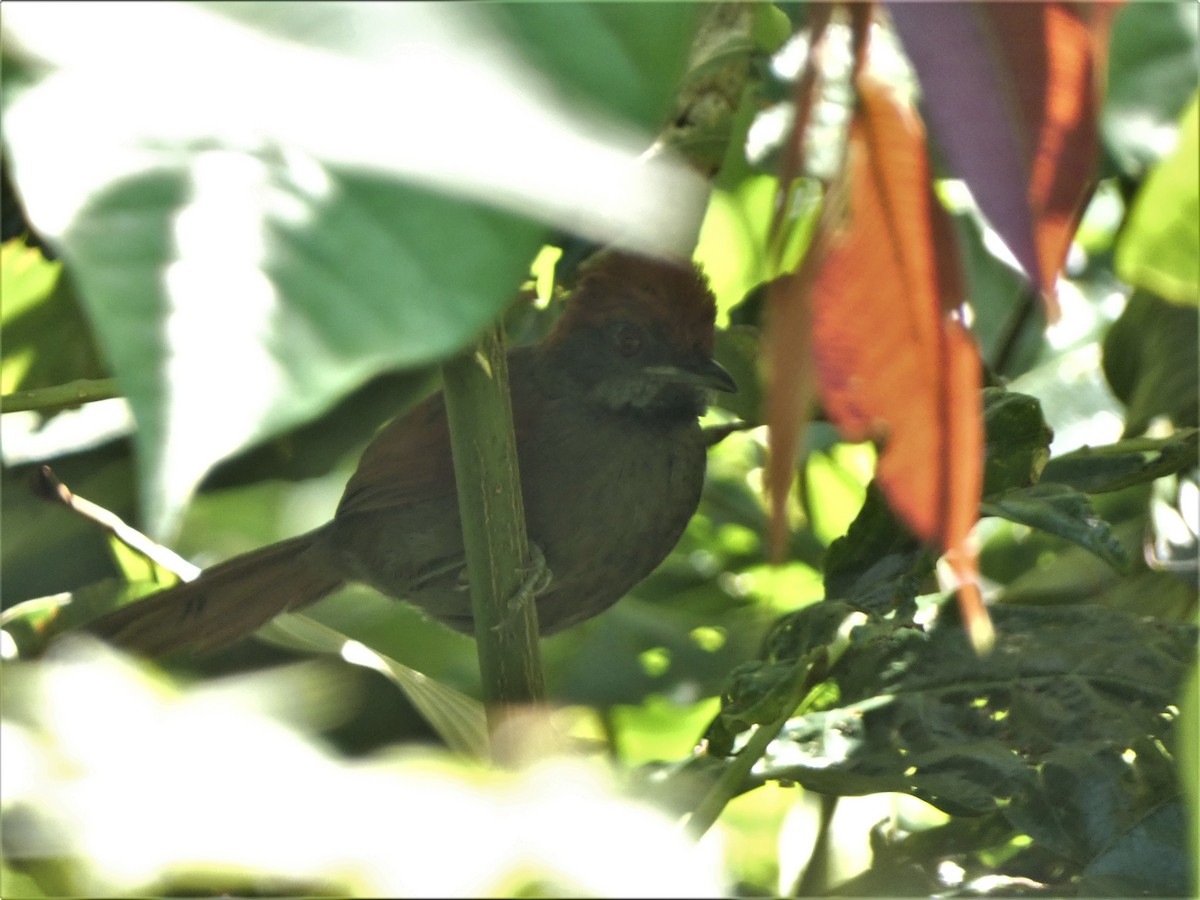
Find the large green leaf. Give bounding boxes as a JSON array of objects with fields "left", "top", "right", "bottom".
[
  {"left": 751, "top": 603, "right": 1195, "bottom": 850},
  {"left": 485, "top": 3, "right": 701, "bottom": 131},
  {"left": 2, "top": 3, "right": 705, "bottom": 535},
  {"left": 61, "top": 167, "right": 545, "bottom": 535}
]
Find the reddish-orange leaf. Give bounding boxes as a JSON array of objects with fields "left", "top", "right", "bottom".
[
  {"left": 763, "top": 3, "right": 834, "bottom": 561},
  {"left": 981, "top": 2, "right": 1108, "bottom": 317},
  {"left": 890, "top": 1, "right": 1119, "bottom": 320},
  {"left": 810, "top": 73, "right": 988, "bottom": 648},
  {"left": 765, "top": 265, "right": 817, "bottom": 561}
]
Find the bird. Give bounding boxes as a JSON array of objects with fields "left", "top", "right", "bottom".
[{"left": 87, "top": 250, "right": 737, "bottom": 656}]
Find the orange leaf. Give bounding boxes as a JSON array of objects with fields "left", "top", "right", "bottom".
[
  {"left": 765, "top": 266, "right": 817, "bottom": 561},
  {"left": 889, "top": 1, "right": 1120, "bottom": 321},
  {"left": 811, "top": 73, "right": 988, "bottom": 646},
  {"left": 982, "top": 3, "right": 1109, "bottom": 316},
  {"left": 762, "top": 3, "right": 835, "bottom": 561}
]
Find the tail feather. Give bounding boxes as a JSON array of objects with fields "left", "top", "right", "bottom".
[{"left": 88, "top": 532, "right": 344, "bottom": 656}]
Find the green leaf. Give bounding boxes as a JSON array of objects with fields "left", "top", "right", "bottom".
[
  {"left": 981, "top": 482, "right": 1130, "bottom": 572},
  {"left": 1103, "top": 3, "right": 1200, "bottom": 179},
  {"left": 1102, "top": 291, "right": 1199, "bottom": 436},
  {"left": 0, "top": 240, "right": 105, "bottom": 397},
  {"left": 954, "top": 214, "right": 1046, "bottom": 379},
  {"left": 486, "top": 3, "right": 701, "bottom": 131},
  {"left": 1079, "top": 799, "right": 1190, "bottom": 897},
  {"left": 981, "top": 387, "right": 1053, "bottom": 497},
  {"left": 1116, "top": 93, "right": 1200, "bottom": 306},
  {"left": 1004, "top": 746, "right": 1130, "bottom": 862},
  {"left": 0, "top": 239, "right": 59, "bottom": 323},
  {"left": 261, "top": 613, "right": 489, "bottom": 758},
  {"left": 822, "top": 483, "right": 930, "bottom": 615},
  {"left": 1040, "top": 429, "right": 1200, "bottom": 494},
  {"left": 751, "top": 602, "right": 1196, "bottom": 825},
  {"left": 3, "top": 3, "right": 707, "bottom": 535},
  {"left": 712, "top": 325, "right": 763, "bottom": 425},
  {"left": 65, "top": 167, "right": 544, "bottom": 536}
]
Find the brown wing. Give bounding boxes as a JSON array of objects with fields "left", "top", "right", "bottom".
[
  {"left": 336, "top": 349, "right": 543, "bottom": 519},
  {"left": 336, "top": 392, "right": 459, "bottom": 517}
]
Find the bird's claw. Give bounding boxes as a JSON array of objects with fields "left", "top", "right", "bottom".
[
  {"left": 518, "top": 543, "right": 553, "bottom": 599},
  {"left": 488, "top": 544, "right": 552, "bottom": 632}
]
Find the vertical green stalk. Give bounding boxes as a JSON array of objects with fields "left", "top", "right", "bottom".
[{"left": 441, "top": 324, "right": 545, "bottom": 735}]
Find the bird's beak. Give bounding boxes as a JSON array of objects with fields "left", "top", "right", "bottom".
[{"left": 644, "top": 357, "right": 738, "bottom": 393}]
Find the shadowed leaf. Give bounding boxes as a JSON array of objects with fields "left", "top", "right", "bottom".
[
  {"left": 1102, "top": 290, "right": 1199, "bottom": 436},
  {"left": 1041, "top": 429, "right": 1199, "bottom": 494},
  {"left": 753, "top": 601, "right": 1194, "bottom": 840},
  {"left": 981, "top": 482, "right": 1130, "bottom": 572}
]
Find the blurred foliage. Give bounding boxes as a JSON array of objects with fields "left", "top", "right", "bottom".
[{"left": 2, "top": 3, "right": 1199, "bottom": 898}]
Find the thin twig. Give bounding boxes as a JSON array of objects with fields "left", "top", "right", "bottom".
[
  {"left": 1, "top": 378, "right": 120, "bottom": 413},
  {"left": 35, "top": 466, "right": 199, "bottom": 581}
]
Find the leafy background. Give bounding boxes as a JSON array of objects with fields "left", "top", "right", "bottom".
[{"left": 1, "top": 2, "right": 1197, "bottom": 897}]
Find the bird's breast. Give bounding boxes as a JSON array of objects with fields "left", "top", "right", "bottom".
[{"left": 519, "top": 414, "right": 708, "bottom": 632}]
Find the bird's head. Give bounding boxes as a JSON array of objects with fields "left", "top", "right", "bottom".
[{"left": 545, "top": 251, "right": 736, "bottom": 420}]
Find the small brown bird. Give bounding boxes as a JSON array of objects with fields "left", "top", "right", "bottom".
[{"left": 89, "top": 250, "right": 735, "bottom": 655}]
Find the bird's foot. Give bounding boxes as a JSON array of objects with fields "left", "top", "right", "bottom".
[{"left": 507, "top": 542, "right": 552, "bottom": 613}]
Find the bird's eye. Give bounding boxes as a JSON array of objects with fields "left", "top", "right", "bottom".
[{"left": 614, "top": 323, "right": 643, "bottom": 357}]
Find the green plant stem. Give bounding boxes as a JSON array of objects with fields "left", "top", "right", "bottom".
[
  {"left": 0, "top": 377, "right": 119, "bottom": 413},
  {"left": 441, "top": 324, "right": 546, "bottom": 739}
]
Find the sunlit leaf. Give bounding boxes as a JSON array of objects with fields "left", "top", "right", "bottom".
[
  {"left": 0, "top": 240, "right": 104, "bottom": 398},
  {"left": 2, "top": 3, "right": 706, "bottom": 535},
  {"left": 1115, "top": 93, "right": 1200, "bottom": 306}
]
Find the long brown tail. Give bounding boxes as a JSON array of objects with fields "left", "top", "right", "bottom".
[{"left": 87, "top": 530, "right": 344, "bottom": 656}]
